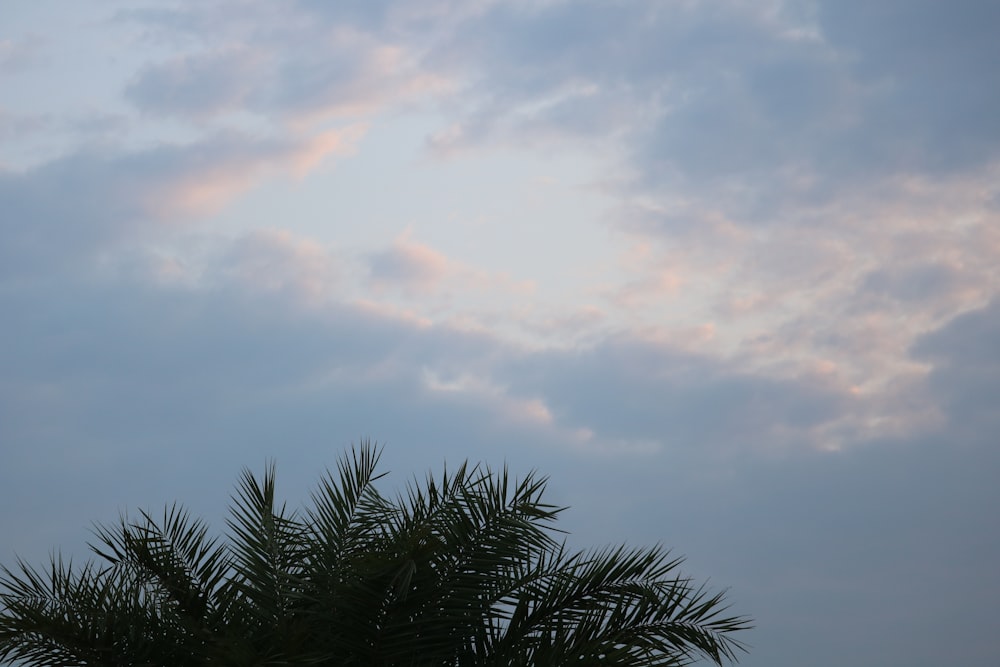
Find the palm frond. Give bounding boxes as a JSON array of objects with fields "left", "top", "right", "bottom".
[{"left": 1, "top": 441, "right": 752, "bottom": 666}]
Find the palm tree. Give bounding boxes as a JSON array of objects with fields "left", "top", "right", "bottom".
[{"left": 0, "top": 442, "right": 750, "bottom": 666}]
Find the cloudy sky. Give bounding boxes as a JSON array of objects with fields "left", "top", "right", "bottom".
[{"left": 2, "top": 1, "right": 999, "bottom": 665}]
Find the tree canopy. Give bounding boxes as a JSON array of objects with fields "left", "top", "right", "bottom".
[{"left": 0, "top": 443, "right": 750, "bottom": 666}]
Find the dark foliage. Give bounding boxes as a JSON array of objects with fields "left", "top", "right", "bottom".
[{"left": 0, "top": 442, "right": 751, "bottom": 666}]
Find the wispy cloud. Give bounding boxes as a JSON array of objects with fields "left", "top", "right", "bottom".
[{"left": 0, "top": 127, "right": 363, "bottom": 279}]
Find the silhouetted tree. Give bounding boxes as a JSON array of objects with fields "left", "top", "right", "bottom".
[{"left": 0, "top": 442, "right": 750, "bottom": 666}]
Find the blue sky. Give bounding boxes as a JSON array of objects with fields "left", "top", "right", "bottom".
[{"left": 2, "top": 2, "right": 999, "bottom": 665}]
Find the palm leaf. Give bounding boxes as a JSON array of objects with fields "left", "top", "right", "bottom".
[{"left": 0, "top": 441, "right": 751, "bottom": 666}]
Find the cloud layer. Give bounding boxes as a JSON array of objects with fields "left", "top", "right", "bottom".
[{"left": 2, "top": 2, "right": 999, "bottom": 666}]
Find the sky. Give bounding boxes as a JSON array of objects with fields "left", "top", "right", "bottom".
[{"left": 2, "top": 1, "right": 999, "bottom": 665}]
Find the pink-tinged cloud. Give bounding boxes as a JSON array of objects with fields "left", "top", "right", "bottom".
[
  {"left": 525, "top": 305, "right": 608, "bottom": 344},
  {"left": 365, "top": 232, "right": 537, "bottom": 308},
  {"left": 352, "top": 298, "right": 434, "bottom": 329},
  {"left": 144, "top": 127, "right": 365, "bottom": 220},
  {"left": 610, "top": 269, "right": 684, "bottom": 309},
  {"left": 288, "top": 125, "right": 366, "bottom": 177},
  {"left": 220, "top": 228, "right": 339, "bottom": 301},
  {"left": 368, "top": 233, "right": 453, "bottom": 293},
  {"left": 0, "top": 128, "right": 364, "bottom": 282}
]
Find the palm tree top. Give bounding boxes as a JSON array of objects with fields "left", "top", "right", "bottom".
[{"left": 0, "top": 440, "right": 751, "bottom": 666}]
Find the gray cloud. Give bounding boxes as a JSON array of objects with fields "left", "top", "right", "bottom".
[
  {"left": 818, "top": 0, "right": 1000, "bottom": 173},
  {"left": 125, "top": 48, "right": 262, "bottom": 119},
  {"left": 911, "top": 299, "right": 1000, "bottom": 439},
  {"left": 0, "top": 108, "right": 50, "bottom": 142},
  {"left": 418, "top": 0, "right": 1000, "bottom": 228},
  {"left": 500, "top": 335, "right": 850, "bottom": 451},
  {"left": 366, "top": 236, "right": 451, "bottom": 292},
  {"left": 121, "top": 4, "right": 439, "bottom": 124},
  {"left": 0, "top": 273, "right": 532, "bottom": 568},
  {"left": 115, "top": 1, "right": 1000, "bottom": 203},
  {"left": 859, "top": 262, "right": 964, "bottom": 304},
  {"left": 0, "top": 33, "right": 45, "bottom": 74},
  {"left": 293, "top": 0, "right": 399, "bottom": 32},
  {"left": 115, "top": 0, "right": 1000, "bottom": 225},
  {"left": 0, "top": 132, "right": 350, "bottom": 279}
]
